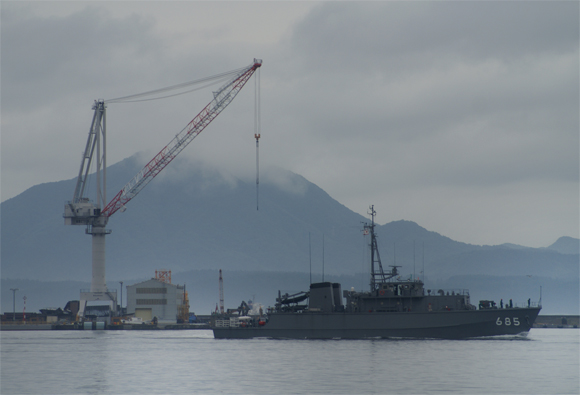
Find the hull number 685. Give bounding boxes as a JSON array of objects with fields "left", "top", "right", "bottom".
[{"left": 496, "top": 317, "right": 520, "bottom": 326}]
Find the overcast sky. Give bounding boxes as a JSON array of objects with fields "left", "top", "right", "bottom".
[{"left": 2, "top": 1, "right": 578, "bottom": 248}]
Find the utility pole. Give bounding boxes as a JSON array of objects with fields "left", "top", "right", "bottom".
[
  {"left": 10, "top": 288, "right": 18, "bottom": 321},
  {"left": 119, "top": 281, "right": 123, "bottom": 315},
  {"left": 219, "top": 269, "right": 224, "bottom": 314}
]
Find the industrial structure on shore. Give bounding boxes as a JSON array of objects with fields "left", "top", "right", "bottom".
[
  {"left": 127, "top": 270, "right": 189, "bottom": 324},
  {"left": 61, "top": 59, "right": 262, "bottom": 323}
]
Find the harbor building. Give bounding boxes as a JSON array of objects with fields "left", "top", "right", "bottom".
[{"left": 126, "top": 271, "right": 189, "bottom": 324}]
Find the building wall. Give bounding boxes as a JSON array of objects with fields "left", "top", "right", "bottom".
[{"left": 126, "top": 279, "right": 185, "bottom": 324}]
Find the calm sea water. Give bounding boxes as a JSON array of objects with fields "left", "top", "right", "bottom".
[{"left": 1, "top": 328, "right": 578, "bottom": 394}]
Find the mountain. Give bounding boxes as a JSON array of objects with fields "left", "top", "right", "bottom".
[
  {"left": 547, "top": 236, "right": 580, "bottom": 255},
  {"left": 1, "top": 155, "right": 578, "bottom": 314},
  {"left": 1, "top": 155, "right": 368, "bottom": 281}
]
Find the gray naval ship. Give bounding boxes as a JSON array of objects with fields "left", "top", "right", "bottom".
[{"left": 213, "top": 207, "right": 541, "bottom": 339}]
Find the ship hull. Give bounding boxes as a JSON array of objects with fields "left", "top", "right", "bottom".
[{"left": 213, "top": 307, "right": 541, "bottom": 339}]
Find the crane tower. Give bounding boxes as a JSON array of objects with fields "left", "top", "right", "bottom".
[{"left": 64, "top": 59, "right": 262, "bottom": 320}]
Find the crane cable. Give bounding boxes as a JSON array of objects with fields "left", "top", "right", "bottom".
[
  {"left": 102, "top": 62, "right": 263, "bottom": 211},
  {"left": 254, "top": 67, "right": 261, "bottom": 211},
  {"left": 106, "top": 66, "right": 248, "bottom": 104}
]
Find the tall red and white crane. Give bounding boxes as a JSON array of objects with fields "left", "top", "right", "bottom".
[{"left": 64, "top": 59, "right": 262, "bottom": 319}]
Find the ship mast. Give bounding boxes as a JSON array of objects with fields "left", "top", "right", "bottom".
[
  {"left": 365, "top": 205, "right": 399, "bottom": 291},
  {"left": 366, "top": 206, "right": 386, "bottom": 291}
]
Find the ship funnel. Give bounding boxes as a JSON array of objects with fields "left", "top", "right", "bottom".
[
  {"left": 332, "top": 283, "right": 343, "bottom": 310},
  {"left": 308, "top": 282, "right": 334, "bottom": 312}
]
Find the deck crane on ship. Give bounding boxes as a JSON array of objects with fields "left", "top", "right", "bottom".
[{"left": 64, "top": 59, "right": 262, "bottom": 320}]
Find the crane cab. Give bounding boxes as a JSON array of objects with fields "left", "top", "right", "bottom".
[{"left": 64, "top": 200, "right": 101, "bottom": 225}]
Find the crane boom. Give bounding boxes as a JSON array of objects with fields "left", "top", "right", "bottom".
[{"left": 102, "top": 59, "right": 262, "bottom": 218}]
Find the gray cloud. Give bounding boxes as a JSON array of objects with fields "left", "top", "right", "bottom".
[
  {"left": 274, "top": 2, "right": 579, "bottom": 187},
  {"left": 1, "top": 1, "right": 578, "bottom": 247},
  {"left": 291, "top": 2, "right": 578, "bottom": 71},
  {"left": 2, "top": 6, "right": 163, "bottom": 112}
]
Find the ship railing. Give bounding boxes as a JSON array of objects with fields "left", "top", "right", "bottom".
[
  {"left": 215, "top": 319, "right": 230, "bottom": 328},
  {"left": 425, "top": 289, "right": 470, "bottom": 296},
  {"left": 214, "top": 317, "right": 253, "bottom": 328},
  {"left": 79, "top": 288, "right": 118, "bottom": 293},
  {"left": 500, "top": 301, "right": 541, "bottom": 309}
]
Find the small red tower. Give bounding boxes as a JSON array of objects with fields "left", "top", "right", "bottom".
[{"left": 155, "top": 269, "right": 171, "bottom": 284}]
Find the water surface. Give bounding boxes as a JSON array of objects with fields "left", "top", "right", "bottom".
[{"left": 1, "top": 328, "right": 578, "bottom": 394}]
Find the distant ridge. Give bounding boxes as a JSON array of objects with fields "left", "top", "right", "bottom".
[{"left": 547, "top": 236, "right": 580, "bottom": 255}]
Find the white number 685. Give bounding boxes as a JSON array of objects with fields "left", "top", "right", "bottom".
[{"left": 496, "top": 317, "right": 520, "bottom": 326}]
